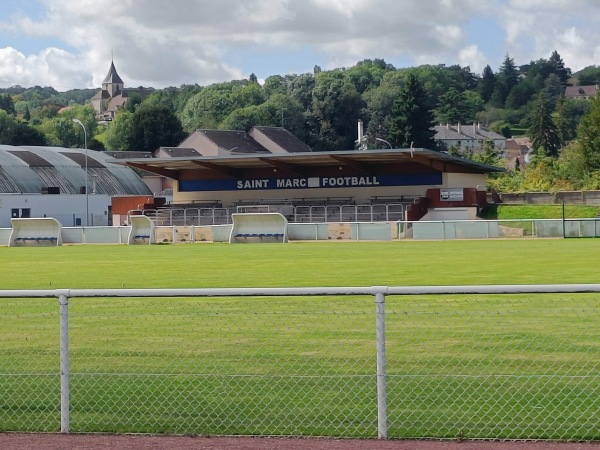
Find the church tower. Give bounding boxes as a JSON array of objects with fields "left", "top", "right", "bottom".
[{"left": 101, "top": 59, "right": 124, "bottom": 98}]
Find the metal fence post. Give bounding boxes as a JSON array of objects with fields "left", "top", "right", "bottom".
[
  {"left": 374, "top": 287, "right": 388, "bottom": 439},
  {"left": 58, "top": 291, "right": 70, "bottom": 433}
]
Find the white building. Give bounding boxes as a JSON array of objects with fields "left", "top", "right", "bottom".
[
  {"left": 434, "top": 123, "right": 506, "bottom": 154},
  {"left": 0, "top": 145, "right": 152, "bottom": 228}
]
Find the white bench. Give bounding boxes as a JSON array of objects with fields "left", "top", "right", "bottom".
[
  {"left": 229, "top": 213, "right": 288, "bottom": 243},
  {"left": 128, "top": 215, "right": 155, "bottom": 245},
  {"left": 9, "top": 218, "right": 62, "bottom": 247}
]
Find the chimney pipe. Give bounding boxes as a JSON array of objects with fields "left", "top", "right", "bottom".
[{"left": 357, "top": 120, "right": 365, "bottom": 150}]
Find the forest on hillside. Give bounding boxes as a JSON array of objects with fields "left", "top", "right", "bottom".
[{"left": 2, "top": 51, "right": 600, "bottom": 193}]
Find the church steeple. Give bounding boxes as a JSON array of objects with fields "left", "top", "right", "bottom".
[{"left": 102, "top": 58, "right": 124, "bottom": 97}]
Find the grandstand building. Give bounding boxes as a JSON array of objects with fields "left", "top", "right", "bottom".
[{"left": 121, "top": 127, "right": 502, "bottom": 225}]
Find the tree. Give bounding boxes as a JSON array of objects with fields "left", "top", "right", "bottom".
[
  {"left": 499, "top": 55, "right": 519, "bottom": 92},
  {"left": 219, "top": 106, "right": 261, "bottom": 133},
  {"left": 362, "top": 79, "right": 403, "bottom": 147},
  {"left": 218, "top": 92, "right": 308, "bottom": 137},
  {"left": 105, "top": 111, "right": 135, "bottom": 151},
  {"left": 311, "top": 70, "right": 364, "bottom": 150},
  {"left": 263, "top": 75, "right": 286, "bottom": 98},
  {"left": 388, "top": 74, "right": 436, "bottom": 149},
  {"left": 576, "top": 65, "right": 600, "bottom": 86},
  {"left": 491, "top": 55, "right": 519, "bottom": 108},
  {"left": 478, "top": 65, "right": 496, "bottom": 103},
  {"left": 0, "top": 93, "right": 16, "bottom": 115},
  {"left": 472, "top": 140, "right": 502, "bottom": 166},
  {"left": 53, "top": 117, "right": 81, "bottom": 148},
  {"left": 145, "top": 84, "right": 201, "bottom": 115},
  {"left": 556, "top": 97, "right": 590, "bottom": 144},
  {"left": 435, "top": 88, "right": 482, "bottom": 124},
  {"left": 230, "top": 82, "right": 265, "bottom": 110},
  {"left": 548, "top": 50, "right": 570, "bottom": 85},
  {"left": 541, "top": 73, "right": 563, "bottom": 110},
  {"left": 180, "top": 83, "right": 237, "bottom": 131},
  {"left": 0, "top": 110, "right": 46, "bottom": 145},
  {"left": 130, "top": 104, "right": 186, "bottom": 152},
  {"left": 260, "top": 93, "right": 308, "bottom": 140},
  {"left": 576, "top": 93, "right": 600, "bottom": 169},
  {"left": 285, "top": 73, "right": 315, "bottom": 111},
  {"left": 346, "top": 64, "right": 375, "bottom": 94},
  {"left": 180, "top": 81, "right": 264, "bottom": 132},
  {"left": 529, "top": 93, "right": 561, "bottom": 157},
  {"left": 504, "top": 77, "right": 535, "bottom": 109},
  {"left": 124, "top": 93, "right": 144, "bottom": 113}
]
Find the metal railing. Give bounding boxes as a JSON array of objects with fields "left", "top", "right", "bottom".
[
  {"left": 131, "top": 203, "right": 407, "bottom": 226},
  {"left": 0, "top": 285, "right": 598, "bottom": 440}
]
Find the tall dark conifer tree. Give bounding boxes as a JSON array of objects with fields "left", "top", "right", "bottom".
[
  {"left": 529, "top": 93, "right": 561, "bottom": 157},
  {"left": 491, "top": 54, "right": 519, "bottom": 107},
  {"left": 548, "top": 50, "right": 570, "bottom": 85},
  {"left": 478, "top": 65, "right": 496, "bottom": 103},
  {"left": 388, "top": 74, "right": 435, "bottom": 149}
]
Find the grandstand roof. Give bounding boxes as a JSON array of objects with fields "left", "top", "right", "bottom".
[
  {"left": 0, "top": 145, "right": 152, "bottom": 195},
  {"left": 120, "top": 148, "right": 503, "bottom": 180}
]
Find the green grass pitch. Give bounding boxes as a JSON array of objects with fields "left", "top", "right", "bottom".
[
  {"left": 1, "top": 239, "right": 599, "bottom": 289},
  {"left": 0, "top": 240, "right": 599, "bottom": 439}
]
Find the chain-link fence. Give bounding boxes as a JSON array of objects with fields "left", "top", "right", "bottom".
[
  {"left": 385, "top": 293, "right": 599, "bottom": 440},
  {"left": 0, "top": 286, "right": 598, "bottom": 440},
  {"left": 0, "top": 298, "right": 60, "bottom": 432}
]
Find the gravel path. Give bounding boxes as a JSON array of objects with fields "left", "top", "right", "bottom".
[{"left": 1, "top": 434, "right": 599, "bottom": 450}]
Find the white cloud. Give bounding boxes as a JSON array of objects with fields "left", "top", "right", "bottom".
[
  {"left": 500, "top": 0, "right": 600, "bottom": 70},
  {"left": 556, "top": 28, "right": 600, "bottom": 72},
  {"left": 459, "top": 44, "right": 487, "bottom": 73},
  {"left": 0, "top": 46, "right": 91, "bottom": 90},
  {"left": 1, "top": 0, "right": 600, "bottom": 90}
]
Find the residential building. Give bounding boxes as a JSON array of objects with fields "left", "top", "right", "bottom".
[
  {"left": 564, "top": 85, "right": 599, "bottom": 100},
  {"left": 504, "top": 138, "right": 532, "bottom": 171},
  {"left": 434, "top": 123, "right": 506, "bottom": 153}
]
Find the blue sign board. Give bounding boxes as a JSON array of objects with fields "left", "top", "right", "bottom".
[{"left": 179, "top": 173, "right": 442, "bottom": 192}]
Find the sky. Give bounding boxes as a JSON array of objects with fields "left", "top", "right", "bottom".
[{"left": 0, "top": 0, "right": 599, "bottom": 92}]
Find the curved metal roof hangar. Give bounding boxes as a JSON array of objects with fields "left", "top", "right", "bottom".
[{"left": 0, "top": 145, "right": 152, "bottom": 195}]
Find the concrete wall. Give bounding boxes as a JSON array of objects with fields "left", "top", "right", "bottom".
[
  {"left": 423, "top": 208, "right": 478, "bottom": 221},
  {"left": 443, "top": 172, "right": 487, "bottom": 189},
  {"left": 0, "top": 194, "right": 112, "bottom": 228},
  {"left": 2, "top": 218, "right": 600, "bottom": 246},
  {"left": 500, "top": 191, "right": 600, "bottom": 205}
]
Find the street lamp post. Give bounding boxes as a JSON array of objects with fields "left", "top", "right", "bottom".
[
  {"left": 376, "top": 138, "right": 393, "bottom": 149},
  {"left": 72, "top": 119, "right": 89, "bottom": 226}
]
